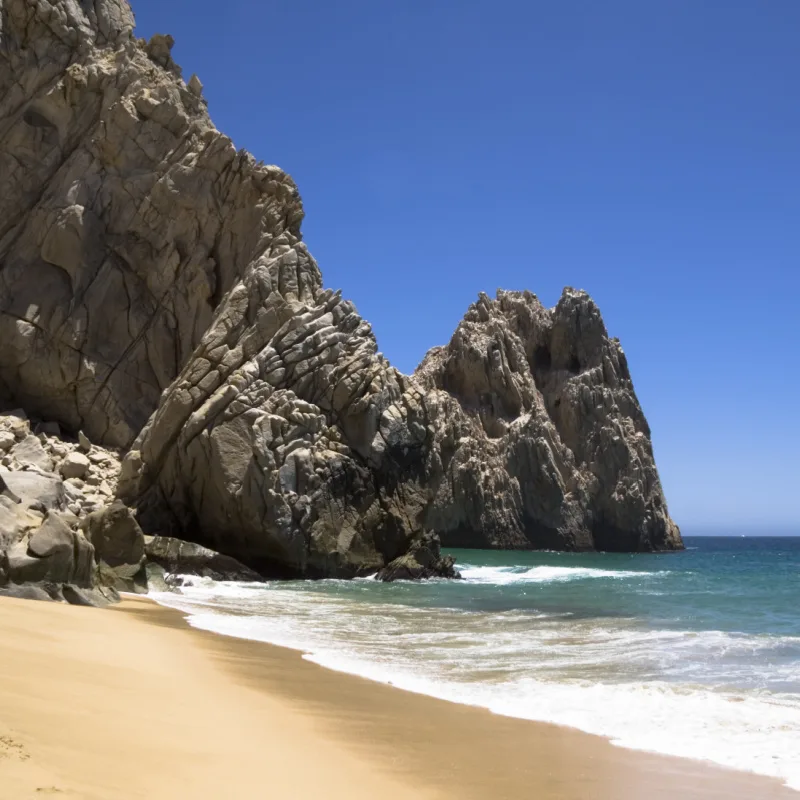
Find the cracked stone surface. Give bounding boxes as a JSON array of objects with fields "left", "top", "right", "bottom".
[{"left": 0, "top": 0, "right": 301, "bottom": 447}]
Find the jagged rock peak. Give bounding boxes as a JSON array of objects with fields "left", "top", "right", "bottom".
[
  {"left": 0, "top": 0, "right": 135, "bottom": 50},
  {"left": 414, "top": 287, "right": 682, "bottom": 553}
]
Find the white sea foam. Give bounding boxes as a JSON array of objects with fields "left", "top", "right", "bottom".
[
  {"left": 151, "top": 577, "right": 800, "bottom": 792},
  {"left": 459, "top": 564, "right": 664, "bottom": 584}
]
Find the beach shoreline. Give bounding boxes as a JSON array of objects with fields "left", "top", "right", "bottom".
[{"left": 0, "top": 594, "right": 794, "bottom": 800}]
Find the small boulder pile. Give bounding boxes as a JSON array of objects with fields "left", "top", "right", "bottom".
[
  {"left": 0, "top": 409, "right": 130, "bottom": 605},
  {"left": 0, "top": 409, "right": 122, "bottom": 518},
  {"left": 0, "top": 409, "right": 265, "bottom": 605}
]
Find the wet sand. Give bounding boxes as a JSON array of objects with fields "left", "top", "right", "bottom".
[{"left": 0, "top": 594, "right": 794, "bottom": 799}]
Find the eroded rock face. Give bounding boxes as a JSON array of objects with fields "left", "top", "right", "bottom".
[
  {"left": 415, "top": 289, "right": 682, "bottom": 552},
  {"left": 118, "top": 274, "right": 444, "bottom": 577},
  {"left": 0, "top": 0, "right": 302, "bottom": 447},
  {"left": 0, "top": 0, "right": 680, "bottom": 586}
]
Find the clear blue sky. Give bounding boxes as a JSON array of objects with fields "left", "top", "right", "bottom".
[{"left": 131, "top": 0, "right": 799, "bottom": 533}]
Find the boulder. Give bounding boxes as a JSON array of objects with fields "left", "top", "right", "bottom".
[
  {"left": 0, "top": 583, "right": 55, "bottom": 603},
  {"left": 95, "top": 560, "right": 146, "bottom": 592},
  {"left": 376, "top": 533, "right": 460, "bottom": 581},
  {"left": 144, "top": 562, "right": 171, "bottom": 593},
  {"left": 0, "top": 411, "right": 30, "bottom": 441},
  {"left": 28, "top": 514, "right": 76, "bottom": 559},
  {"left": 144, "top": 536, "right": 264, "bottom": 582},
  {"left": 60, "top": 452, "right": 91, "bottom": 480},
  {"left": 0, "top": 495, "right": 40, "bottom": 551},
  {"left": 0, "top": 470, "right": 66, "bottom": 513},
  {"left": 82, "top": 502, "right": 146, "bottom": 593},
  {"left": 62, "top": 584, "right": 120, "bottom": 607},
  {"left": 0, "top": 472, "right": 21, "bottom": 504},
  {"left": 10, "top": 436, "right": 53, "bottom": 472},
  {"left": 4, "top": 512, "right": 94, "bottom": 587},
  {"left": 83, "top": 502, "right": 144, "bottom": 568}
]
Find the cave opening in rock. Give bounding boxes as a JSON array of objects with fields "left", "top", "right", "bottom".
[{"left": 533, "top": 345, "right": 552, "bottom": 370}]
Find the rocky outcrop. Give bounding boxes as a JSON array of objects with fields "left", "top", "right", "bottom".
[
  {"left": 0, "top": 409, "right": 125, "bottom": 603},
  {"left": 144, "top": 536, "right": 263, "bottom": 583},
  {"left": 117, "top": 277, "right": 442, "bottom": 577},
  {"left": 83, "top": 501, "right": 147, "bottom": 593},
  {"left": 415, "top": 290, "right": 681, "bottom": 551},
  {"left": 0, "top": 0, "right": 680, "bottom": 592},
  {"left": 0, "top": 0, "right": 299, "bottom": 448},
  {"left": 1, "top": 409, "right": 123, "bottom": 519},
  {"left": 0, "top": 0, "right": 453, "bottom": 580},
  {"left": 376, "top": 533, "right": 460, "bottom": 581}
]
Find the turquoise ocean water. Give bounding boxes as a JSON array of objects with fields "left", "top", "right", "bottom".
[{"left": 153, "top": 536, "right": 800, "bottom": 790}]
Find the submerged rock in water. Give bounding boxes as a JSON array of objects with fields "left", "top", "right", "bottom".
[
  {"left": 0, "top": 0, "right": 680, "bottom": 589},
  {"left": 376, "top": 533, "right": 461, "bottom": 581}
]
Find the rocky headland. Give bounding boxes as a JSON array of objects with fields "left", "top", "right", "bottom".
[{"left": 0, "top": 0, "right": 680, "bottom": 603}]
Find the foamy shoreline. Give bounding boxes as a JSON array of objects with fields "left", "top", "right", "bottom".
[
  {"left": 149, "top": 561, "right": 800, "bottom": 794},
  {"left": 0, "top": 593, "right": 795, "bottom": 799}
]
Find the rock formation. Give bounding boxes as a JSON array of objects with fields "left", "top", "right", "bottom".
[
  {"left": 83, "top": 501, "right": 147, "bottom": 593},
  {"left": 415, "top": 289, "right": 681, "bottom": 551},
  {"left": 0, "top": 406, "right": 253, "bottom": 601},
  {"left": 0, "top": 407, "right": 129, "bottom": 604},
  {"left": 0, "top": 0, "right": 294, "bottom": 448},
  {"left": 143, "top": 536, "right": 263, "bottom": 583},
  {"left": 0, "top": 0, "right": 680, "bottom": 598}
]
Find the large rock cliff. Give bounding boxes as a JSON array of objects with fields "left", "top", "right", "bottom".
[
  {"left": 0, "top": 0, "right": 680, "bottom": 592},
  {"left": 416, "top": 290, "right": 681, "bottom": 552},
  {"left": 0, "top": 0, "right": 299, "bottom": 448}
]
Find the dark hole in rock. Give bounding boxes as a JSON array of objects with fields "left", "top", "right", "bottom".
[
  {"left": 569, "top": 354, "right": 580, "bottom": 373},
  {"left": 23, "top": 108, "right": 57, "bottom": 131},
  {"left": 534, "top": 345, "right": 551, "bottom": 369}
]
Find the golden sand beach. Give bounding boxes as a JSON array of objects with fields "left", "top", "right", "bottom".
[{"left": 0, "top": 596, "right": 793, "bottom": 800}]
